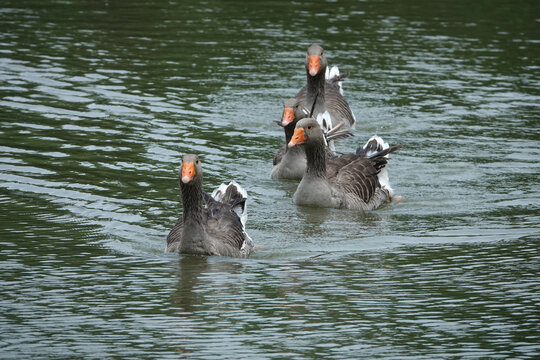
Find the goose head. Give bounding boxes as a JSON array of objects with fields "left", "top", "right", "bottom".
[
  {"left": 180, "top": 154, "right": 203, "bottom": 185},
  {"left": 287, "top": 118, "right": 324, "bottom": 148},
  {"left": 281, "top": 97, "right": 309, "bottom": 127},
  {"left": 305, "top": 43, "right": 327, "bottom": 77}
]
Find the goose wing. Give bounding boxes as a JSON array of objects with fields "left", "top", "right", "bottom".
[
  {"left": 325, "top": 87, "right": 356, "bottom": 127},
  {"left": 330, "top": 156, "right": 383, "bottom": 204},
  {"left": 166, "top": 217, "right": 184, "bottom": 253},
  {"left": 205, "top": 182, "right": 253, "bottom": 256},
  {"left": 325, "top": 153, "right": 360, "bottom": 179},
  {"left": 165, "top": 205, "right": 248, "bottom": 256},
  {"left": 203, "top": 203, "right": 248, "bottom": 254}
]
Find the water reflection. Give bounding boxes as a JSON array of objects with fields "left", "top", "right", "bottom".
[
  {"left": 172, "top": 256, "right": 246, "bottom": 313},
  {"left": 295, "top": 206, "right": 331, "bottom": 235},
  {"left": 172, "top": 256, "right": 209, "bottom": 313},
  {"left": 163, "top": 240, "right": 539, "bottom": 358}
]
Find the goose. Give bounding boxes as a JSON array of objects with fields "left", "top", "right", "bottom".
[
  {"left": 280, "top": 63, "right": 349, "bottom": 131},
  {"left": 271, "top": 98, "right": 309, "bottom": 179},
  {"left": 290, "top": 43, "right": 356, "bottom": 129},
  {"left": 288, "top": 118, "right": 401, "bottom": 210},
  {"left": 166, "top": 154, "right": 254, "bottom": 258},
  {"left": 271, "top": 102, "right": 353, "bottom": 180}
]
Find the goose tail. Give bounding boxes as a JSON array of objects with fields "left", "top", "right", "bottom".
[
  {"left": 326, "top": 65, "right": 347, "bottom": 95},
  {"left": 358, "top": 135, "right": 389, "bottom": 157},
  {"left": 358, "top": 136, "right": 401, "bottom": 195},
  {"left": 211, "top": 181, "right": 248, "bottom": 227}
]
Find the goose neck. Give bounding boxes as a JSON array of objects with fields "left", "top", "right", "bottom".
[
  {"left": 180, "top": 180, "right": 204, "bottom": 224},
  {"left": 305, "top": 140, "right": 327, "bottom": 178},
  {"left": 306, "top": 72, "right": 325, "bottom": 114},
  {"left": 284, "top": 122, "right": 296, "bottom": 144}
]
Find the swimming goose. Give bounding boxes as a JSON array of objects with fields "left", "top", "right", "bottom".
[
  {"left": 280, "top": 63, "right": 349, "bottom": 129},
  {"left": 290, "top": 43, "right": 356, "bottom": 129},
  {"left": 288, "top": 118, "right": 401, "bottom": 210},
  {"left": 285, "top": 65, "right": 349, "bottom": 120},
  {"left": 271, "top": 98, "right": 309, "bottom": 180},
  {"left": 166, "top": 154, "right": 254, "bottom": 258},
  {"left": 271, "top": 102, "right": 352, "bottom": 180}
]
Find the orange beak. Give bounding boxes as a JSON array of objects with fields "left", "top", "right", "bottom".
[
  {"left": 308, "top": 55, "right": 320, "bottom": 76},
  {"left": 181, "top": 162, "right": 196, "bottom": 183},
  {"left": 281, "top": 107, "right": 295, "bottom": 126},
  {"left": 288, "top": 128, "right": 306, "bottom": 147}
]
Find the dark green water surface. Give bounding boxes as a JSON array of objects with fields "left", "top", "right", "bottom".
[{"left": 1, "top": 0, "right": 539, "bottom": 358}]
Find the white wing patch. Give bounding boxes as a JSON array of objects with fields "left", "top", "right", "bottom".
[
  {"left": 211, "top": 181, "right": 248, "bottom": 228},
  {"left": 326, "top": 65, "right": 344, "bottom": 95},
  {"left": 363, "top": 135, "right": 389, "bottom": 157},
  {"left": 363, "top": 135, "right": 393, "bottom": 194},
  {"left": 316, "top": 111, "right": 336, "bottom": 151},
  {"left": 210, "top": 183, "right": 229, "bottom": 202},
  {"left": 326, "top": 65, "right": 340, "bottom": 79}
]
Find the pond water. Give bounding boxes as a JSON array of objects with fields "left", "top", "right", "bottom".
[{"left": 0, "top": 0, "right": 539, "bottom": 358}]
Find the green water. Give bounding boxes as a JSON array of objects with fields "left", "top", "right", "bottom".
[{"left": 1, "top": 0, "right": 539, "bottom": 358}]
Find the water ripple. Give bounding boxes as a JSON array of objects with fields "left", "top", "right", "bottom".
[{"left": 1, "top": 0, "right": 539, "bottom": 358}]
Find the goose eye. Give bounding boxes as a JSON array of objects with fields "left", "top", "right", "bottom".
[
  {"left": 195, "top": 159, "right": 199, "bottom": 164},
  {"left": 307, "top": 125, "right": 312, "bottom": 130}
]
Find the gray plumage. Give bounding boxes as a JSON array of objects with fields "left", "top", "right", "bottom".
[
  {"left": 296, "top": 43, "right": 356, "bottom": 128},
  {"left": 271, "top": 99, "right": 308, "bottom": 179},
  {"left": 289, "top": 118, "right": 401, "bottom": 210},
  {"left": 166, "top": 154, "right": 254, "bottom": 258}
]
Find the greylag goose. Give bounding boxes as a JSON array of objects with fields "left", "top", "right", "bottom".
[
  {"left": 166, "top": 154, "right": 254, "bottom": 258},
  {"left": 280, "top": 63, "right": 349, "bottom": 130},
  {"left": 271, "top": 98, "right": 309, "bottom": 179},
  {"left": 289, "top": 43, "right": 356, "bottom": 129},
  {"left": 271, "top": 101, "right": 352, "bottom": 180},
  {"left": 288, "top": 118, "right": 401, "bottom": 210}
]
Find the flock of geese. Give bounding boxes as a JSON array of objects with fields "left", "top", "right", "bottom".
[{"left": 166, "top": 43, "right": 401, "bottom": 258}]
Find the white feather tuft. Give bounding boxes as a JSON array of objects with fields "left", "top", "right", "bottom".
[
  {"left": 241, "top": 232, "right": 254, "bottom": 250},
  {"left": 378, "top": 168, "right": 393, "bottom": 195},
  {"left": 328, "top": 65, "right": 340, "bottom": 79},
  {"left": 363, "top": 136, "right": 393, "bottom": 194},
  {"left": 316, "top": 111, "right": 336, "bottom": 151},
  {"left": 326, "top": 65, "right": 344, "bottom": 95},
  {"left": 228, "top": 180, "right": 248, "bottom": 199},
  {"left": 211, "top": 181, "right": 248, "bottom": 227},
  {"left": 210, "top": 183, "right": 229, "bottom": 202},
  {"left": 363, "top": 135, "right": 389, "bottom": 157},
  {"left": 316, "top": 111, "right": 333, "bottom": 133}
]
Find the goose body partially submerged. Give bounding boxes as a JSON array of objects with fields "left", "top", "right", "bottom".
[
  {"left": 288, "top": 118, "right": 401, "bottom": 211},
  {"left": 166, "top": 154, "right": 254, "bottom": 258},
  {"left": 289, "top": 43, "right": 356, "bottom": 129}
]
